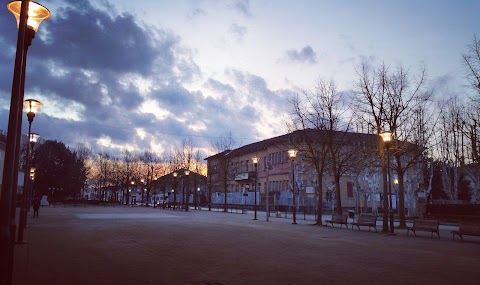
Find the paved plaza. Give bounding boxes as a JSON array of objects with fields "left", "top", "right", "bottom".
[{"left": 12, "top": 206, "right": 480, "bottom": 285}]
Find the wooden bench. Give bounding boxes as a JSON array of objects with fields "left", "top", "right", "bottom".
[
  {"left": 452, "top": 223, "right": 480, "bottom": 241},
  {"left": 351, "top": 215, "right": 378, "bottom": 232},
  {"left": 407, "top": 219, "right": 440, "bottom": 238},
  {"left": 324, "top": 213, "right": 348, "bottom": 228}
]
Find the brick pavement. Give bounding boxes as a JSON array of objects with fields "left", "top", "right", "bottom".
[{"left": 12, "top": 206, "right": 480, "bottom": 285}]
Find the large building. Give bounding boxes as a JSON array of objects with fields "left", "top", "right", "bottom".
[{"left": 205, "top": 129, "right": 422, "bottom": 214}]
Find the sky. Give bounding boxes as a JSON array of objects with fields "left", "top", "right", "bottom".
[{"left": 0, "top": 0, "right": 478, "bottom": 159}]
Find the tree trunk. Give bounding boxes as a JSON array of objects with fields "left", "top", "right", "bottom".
[
  {"left": 335, "top": 178, "right": 342, "bottom": 215},
  {"left": 315, "top": 175, "right": 323, "bottom": 225},
  {"left": 398, "top": 173, "right": 407, "bottom": 228},
  {"left": 223, "top": 180, "right": 228, "bottom": 212}
]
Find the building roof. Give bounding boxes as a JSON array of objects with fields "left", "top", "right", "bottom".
[{"left": 205, "top": 129, "right": 380, "bottom": 161}]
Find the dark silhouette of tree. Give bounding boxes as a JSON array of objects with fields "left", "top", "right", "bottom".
[{"left": 33, "top": 140, "right": 87, "bottom": 201}]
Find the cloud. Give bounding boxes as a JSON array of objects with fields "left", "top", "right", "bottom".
[
  {"left": 188, "top": 8, "right": 206, "bottom": 19},
  {"left": 229, "top": 24, "right": 247, "bottom": 42},
  {"left": 0, "top": 0, "right": 289, "bottom": 158},
  {"left": 231, "top": 0, "right": 252, "bottom": 18},
  {"left": 285, "top": 45, "right": 317, "bottom": 64},
  {"left": 0, "top": 1, "right": 198, "bottom": 153}
]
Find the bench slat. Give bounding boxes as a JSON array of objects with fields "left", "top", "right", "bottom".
[
  {"left": 407, "top": 219, "right": 440, "bottom": 239},
  {"left": 324, "top": 213, "right": 348, "bottom": 228}
]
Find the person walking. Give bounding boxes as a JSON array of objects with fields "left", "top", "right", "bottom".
[{"left": 32, "top": 197, "right": 40, "bottom": 218}]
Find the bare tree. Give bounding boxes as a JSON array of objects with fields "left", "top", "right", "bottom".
[
  {"left": 287, "top": 78, "right": 353, "bottom": 222},
  {"left": 462, "top": 34, "right": 480, "bottom": 97},
  {"left": 88, "top": 151, "right": 114, "bottom": 201},
  {"left": 119, "top": 150, "right": 139, "bottom": 205},
  {"left": 434, "top": 98, "right": 467, "bottom": 201},
  {"left": 139, "top": 150, "right": 160, "bottom": 206},
  {"left": 384, "top": 65, "right": 432, "bottom": 227},
  {"left": 459, "top": 35, "right": 480, "bottom": 202},
  {"left": 355, "top": 60, "right": 431, "bottom": 230},
  {"left": 210, "top": 132, "right": 238, "bottom": 212},
  {"left": 355, "top": 61, "right": 390, "bottom": 231}
]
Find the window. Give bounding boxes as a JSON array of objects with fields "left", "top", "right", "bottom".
[
  {"left": 245, "top": 160, "right": 249, "bottom": 172},
  {"left": 263, "top": 157, "right": 267, "bottom": 170},
  {"left": 347, "top": 182, "right": 353, "bottom": 198}
]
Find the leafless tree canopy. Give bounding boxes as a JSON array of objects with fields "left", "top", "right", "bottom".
[{"left": 462, "top": 34, "right": 480, "bottom": 97}]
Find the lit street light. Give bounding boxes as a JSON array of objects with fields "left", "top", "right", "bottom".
[
  {"left": 288, "top": 149, "right": 298, "bottom": 225},
  {"left": 252, "top": 156, "right": 259, "bottom": 220},
  {"left": 0, "top": 2, "right": 50, "bottom": 284},
  {"left": 140, "top": 178, "right": 145, "bottom": 206},
  {"left": 17, "top": 99, "right": 42, "bottom": 243},
  {"left": 128, "top": 181, "right": 134, "bottom": 206},
  {"left": 173, "top": 172, "right": 177, "bottom": 210},
  {"left": 196, "top": 187, "right": 200, "bottom": 210},
  {"left": 380, "top": 131, "right": 395, "bottom": 234}
]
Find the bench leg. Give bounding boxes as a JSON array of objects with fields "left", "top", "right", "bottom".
[
  {"left": 452, "top": 232, "right": 463, "bottom": 241},
  {"left": 407, "top": 229, "right": 416, "bottom": 236}
]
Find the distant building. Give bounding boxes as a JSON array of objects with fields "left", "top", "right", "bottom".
[
  {"left": 154, "top": 169, "right": 208, "bottom": 208},
  {"left": 205, "top": 129, "right": 422, "bottom": 214}
]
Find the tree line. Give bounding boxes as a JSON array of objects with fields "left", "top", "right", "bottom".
[
  {"left": 284, "top": 34, "right": 480, "bottom": 229},
  {"left": 0, "top": 133, "right": 207, "bottom": 202}
]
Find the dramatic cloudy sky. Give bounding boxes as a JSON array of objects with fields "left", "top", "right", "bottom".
[{"left": 0, "top": 0, "right": 478, "bottom": 158}]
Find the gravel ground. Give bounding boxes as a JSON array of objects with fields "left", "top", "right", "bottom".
[{"left": 12, "top": 206, "right": 480, "bottom": 285}]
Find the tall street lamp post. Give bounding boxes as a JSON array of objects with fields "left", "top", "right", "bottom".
[
  {"left": 194, "top": 182, "right": 198, "bottom": 210},
  {"left": 185, "top": 170, "right": 190, "bottom": 212},
  {"left": 17, "top": 99, "right": 42, "bottom": 243},
  {"left": 140, "top": 178, "right": 145, "bottom": 206},
  {"left": 288, "top": 149, "right": 298, "bottom": 225},
  {"left": 196, "top": 187, "right": 200, "bottom": 209},
  {"left": 173, "top": 172, "right": 177, "bottom": 210},
  {"left": 128, "top": 181, "right": 134, "bottom": 206},
  {"left": 380, "top": 131, "right": 395, "bottom": 234},
  {"left": 0, "top": 2, "right": 50, "bottom": 284},
  {"left": 252, "top": 156, "right": 259, "bottom": 220}
]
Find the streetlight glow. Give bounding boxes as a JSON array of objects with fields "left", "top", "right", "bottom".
[
  {"left": 23, "top": 99, "right": 42, "bottom": 114},
  {"left": 29, "top": 132, "right": 40, "bottom": 144},
  {"left": 288, "top": 149, "right": 298, "bottom": 159},
  {"left": 252, "top": 156, "right": 259, "bottom": 165},
  {"left": 7, "top": 1, "right": 51, "bottom": 33},
  {"left": 379, "top": 131, "right": 393, "bottom": 144}
]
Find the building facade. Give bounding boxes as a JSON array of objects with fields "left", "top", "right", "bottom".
[{"left": 205, "top": 129, "right": 422, "bottom": 214}]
